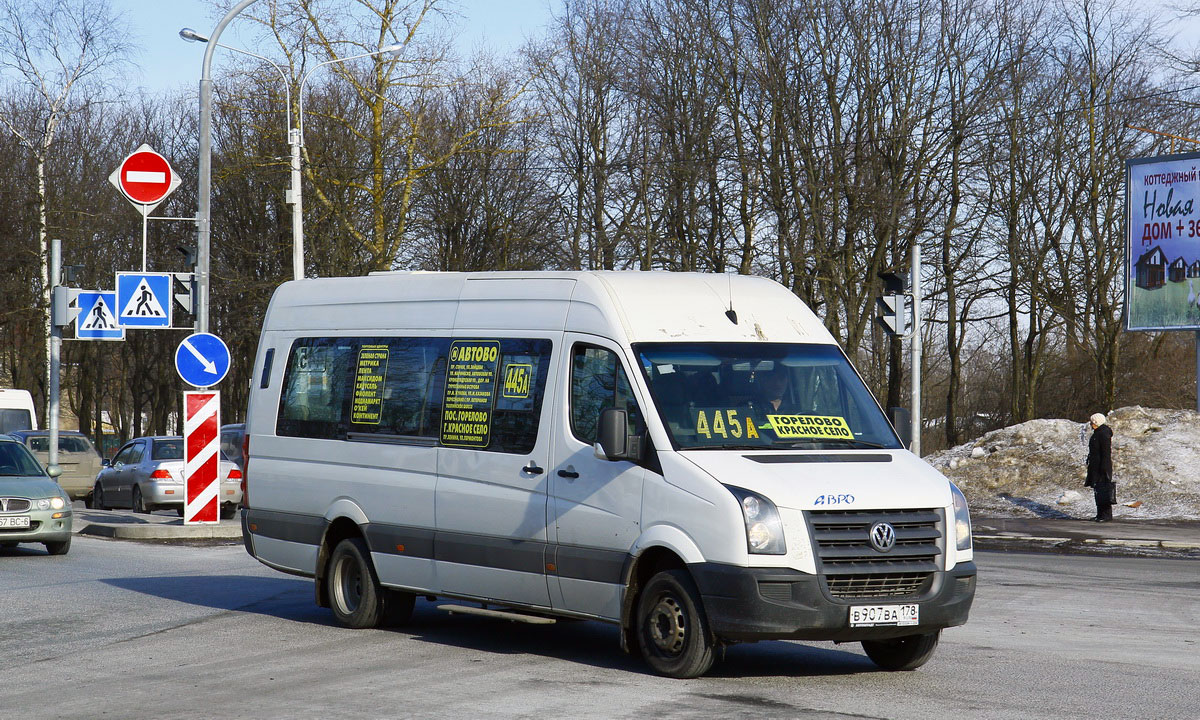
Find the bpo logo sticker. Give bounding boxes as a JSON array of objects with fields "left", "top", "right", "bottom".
[{"left": 813, "top": 494, "right": 855, "bottom": 506}]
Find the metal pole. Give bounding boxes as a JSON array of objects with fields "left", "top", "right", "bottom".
[
  {"left": 290, "top": 129, "right": 303, "bottom": 279},
  {"left": 141, "top": 212, "right": 148, "bottom": 271},
  {"left": 195, "top": 0, "right": 261, "bottom": 334},
  {"left": 911, "top": 241, "right": 922, "bottom": 456},
  {"left": 48, "top": 238, "right": 61, "bottom": 479},
  {"left": 1195, "top": 330, "right": 1199, "bottom": 413}
]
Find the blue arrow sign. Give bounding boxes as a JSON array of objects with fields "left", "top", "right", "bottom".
[
  {"left": 116, "top": 272, "right": 172, "bottom": 328},
  {"left": 76, "top": 291, "right": 124, "bottom": 341},
  {"left": 175, "top": 332, "right": 231, "bottom": 388}
]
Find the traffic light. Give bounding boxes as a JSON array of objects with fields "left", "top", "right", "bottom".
[
  {"left": 876, "top": 293, "right": 908, "bottom": 336},
  {"left": 878, "top": 271, "right": 908, "bottom": 294}
]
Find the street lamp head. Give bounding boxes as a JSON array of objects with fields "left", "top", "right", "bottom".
[
  {"left": 179, "top": 27, "right": 209, "bottom": 43},
  {"left": 379, "top": 43, "right": 403, "bottom": 56}
]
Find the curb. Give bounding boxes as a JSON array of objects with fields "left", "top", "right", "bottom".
[
  {"left": 975, "top": 533, "right": 1200, "bottom": 556},
  {"left": 76, "top": 521, "right": 243, "bottom": 541}
]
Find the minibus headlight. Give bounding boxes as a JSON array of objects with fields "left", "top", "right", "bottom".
[
  {"left": 725, "top": 485, "right": 786, "bottom": 555},
  {"left": 951, "top": 483, "right": 972, "bottom": 552}
]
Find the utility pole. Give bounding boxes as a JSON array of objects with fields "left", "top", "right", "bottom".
[{"left": 911, "top": 242, "right": 922, "bottom": 456}]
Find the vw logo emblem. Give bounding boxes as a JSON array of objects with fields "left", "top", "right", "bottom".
[{"left": 869, "top": 522, "right": 897, "bottom": 552}]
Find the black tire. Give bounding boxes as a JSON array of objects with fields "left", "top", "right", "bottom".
[
  {"left": 93, "top": 483, "right": 107, "bottom": 511},
  {"left": 83, "top": 492, "right": 93, "bottom": 509},
  {"left": 132, "top": 486, "right": 147, "bottom": 513},
  {"left": 219, "top": 503, "right": 237, "bottom": 520},
  {"left": 176, "top": 507, "right": 185, "bottom": 517},
  {"left": 382, "top": 588, "right": 416, "bottom": 626},
  {"left": 45, "top": 538, "right": 71, "bottom": 556},
  {"left": 861, "top": 631, "right": 941, "bottom": 671},
  {"left": 327, "top": 537, "right": 386, "bottom": 629},
  {"left": 636, "top": 569, "right": 716, "bottom": 678},
  {"left": 0, "top": 541, "right": 17, "bottom": 549}
]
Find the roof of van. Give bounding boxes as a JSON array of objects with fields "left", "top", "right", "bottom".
[{"left": 263, "top": 271, "right": 835, "bottom": 345}]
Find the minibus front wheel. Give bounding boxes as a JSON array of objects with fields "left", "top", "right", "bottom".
[
  {"left": 636, "top": 569, "right": 716, "bottom": 678},
  {"left": 861, "top": 630, "right": 941, "bottom": 671}
]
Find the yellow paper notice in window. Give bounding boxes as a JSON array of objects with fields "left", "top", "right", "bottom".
[{"left": 765, "top": 414, "right": 853, "bottom": 439}]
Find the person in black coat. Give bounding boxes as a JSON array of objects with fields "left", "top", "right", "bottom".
[{"left": 1084, "top": 413, "right": 1115, "bottom": 522}]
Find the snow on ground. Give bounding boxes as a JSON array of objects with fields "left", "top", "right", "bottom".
[{"left": 926, "top": 406, "right": 1200, "bottom": 521}]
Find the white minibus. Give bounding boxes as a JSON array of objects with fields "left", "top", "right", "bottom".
[
  {"left": 241, "top": 271, "right": 975, "bottom": 677},
  {"left": 0, "top": 389, "right": 38, "bottom": 434}
]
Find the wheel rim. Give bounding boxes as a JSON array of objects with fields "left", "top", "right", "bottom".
[
  {"left": 646, "top": 593, "right": 688, "bottom": 657},
  {"left": 333, "top": 554, "right": 362, "bottom": 614}
]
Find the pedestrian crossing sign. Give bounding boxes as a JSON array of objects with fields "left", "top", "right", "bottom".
[
  {"left": 76, "top": 291, "right": 124, "bottom": 341},
  {"left": 116, "top": 272, "right": 172, "bottom": 328}
]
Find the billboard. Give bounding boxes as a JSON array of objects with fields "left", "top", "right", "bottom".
[{"left": 1126, "top": 152, "right": 1200, "bottom": 331}]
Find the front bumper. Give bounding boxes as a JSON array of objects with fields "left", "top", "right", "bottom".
[
  {"left": 0, "top": 510, "right": 73, "bottom": 544},
  {"left": 58, "top": 475, "right": 95, "bottom": 500},
  {"left": 141, "top": 481, "right": 243, "bottom": 507},
  {"left": 690, "top": 561, "right": 976, "bottom": 642}
]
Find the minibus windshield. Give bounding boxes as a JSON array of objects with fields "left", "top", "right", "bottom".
[{"left": 635, "top": 343, "right": 902, "bottom": 451}]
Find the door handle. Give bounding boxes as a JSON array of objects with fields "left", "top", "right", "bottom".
[
  {"left": 523, "top": 462, "right": 544, "bottom": 475},
  {"left": 557, "top": 468, "right": 579, "bottom": 479}
]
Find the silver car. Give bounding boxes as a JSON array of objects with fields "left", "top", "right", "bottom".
[
  {"left": 0, "top": 435, "right": 73, "bottom": 555},
  {"left": 93, "top": 436, "right": 243, "bottom": 518},
  {"left": 7, "top": 430, "right": 103, "bottom": 503}
]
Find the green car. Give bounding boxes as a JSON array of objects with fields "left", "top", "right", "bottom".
[{"left": 0, "top": 435, "right": 72, "bottom": 555}]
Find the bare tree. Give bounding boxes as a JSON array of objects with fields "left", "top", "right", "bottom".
[{"left": 0, "top": 0, "right": 131, "bottom": 419}]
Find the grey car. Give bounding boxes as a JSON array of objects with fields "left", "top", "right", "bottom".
[
  {"left": 93, "top": 436, "right": 243, "bottom": 518},
  {"left": 7, "top": 430, "right": 103, "bottom": 503},
  {"left": 0, "top": 435, "right": 73, "bottom": 555}
]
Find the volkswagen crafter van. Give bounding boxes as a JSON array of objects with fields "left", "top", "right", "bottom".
[{"left": 241, "top": 271, "right": 975, "bottom": 678}]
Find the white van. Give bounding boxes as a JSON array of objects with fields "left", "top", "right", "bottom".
[
  {"left": 242, "top": 271, "right": 975, "bottom": 678},
  {"left": 0, "top": 389, "right": 38, "bottom": 434}
]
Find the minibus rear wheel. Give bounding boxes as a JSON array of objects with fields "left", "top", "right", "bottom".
[
  {"left": 328, "top": 537, "right": 386, "bottom": 628},
  {"left": 636, "top": 569, "right": 715, "bottom": 678},
  {"left": 861, "top": 630, "right": 941, "bottom": 671}
]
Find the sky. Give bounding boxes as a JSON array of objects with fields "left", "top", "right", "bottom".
[{"left": 111, "top": 0, "right": 555, "bottom": 95}]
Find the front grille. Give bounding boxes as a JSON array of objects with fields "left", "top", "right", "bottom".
[
  {"left": 0, "top": 498, "right": 31, "bottom": 513},
  {"left": 0, "top": 521, "right": 40, "bottom": 533},
  {"left": 807, "top": 508, "right": 944, "bottom": 600}
]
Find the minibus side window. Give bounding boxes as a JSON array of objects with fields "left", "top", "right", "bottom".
[
  {"left": 278, "top": 338, "right": 354, "bottom": 440},
  {"left": 352, "top": 337, "right": 450, "bottom": 439},
  {"left": 570, "top": 344, "right": 644, "bottom": 444},
  {"left": 486, "top": 339, "right": 552, "bottom": 454}
]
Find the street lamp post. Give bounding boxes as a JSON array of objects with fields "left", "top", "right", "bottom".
[
  {"left": 193, "top": 0, "right": 260, "bottom": 334},
  {"left": 186, "top": 26, "right": 401, "bottom": 281},
  {"left": 182, "top": 26, "right": 299, "bottom": 279}
]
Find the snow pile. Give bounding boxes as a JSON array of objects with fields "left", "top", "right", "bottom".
[{"left": 926, "top": 406, "right": 1200, "bottom": 520}]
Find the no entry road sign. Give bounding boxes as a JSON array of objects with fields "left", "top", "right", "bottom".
[{"left": 108, "top": 144, "right": 181, "bottom": 211}]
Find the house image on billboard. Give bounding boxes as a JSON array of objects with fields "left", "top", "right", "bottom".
[
  {"left": 1189, "top": 259, "right": 1200, "bottom": 278},
  {"left": 1169, "top": 256, "right": 1188, "bottom": 283},
  {"left": 1134, "top": 246, "right": 1167, "bottom": 289}
]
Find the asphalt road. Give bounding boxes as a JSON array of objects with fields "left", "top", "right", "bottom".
[{"left": 0, "top": 537, "right": 1196, "bottom": 719}]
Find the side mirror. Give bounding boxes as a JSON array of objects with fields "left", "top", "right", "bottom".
[
  {"left": 887, "top": 407, "right": 911, "bottom": 450},
  {"left": 102, "top": 458, "right": 111, "bottom": 467},
  {"left": 594, "top": 408, "right": 644, "bottom": 462}
]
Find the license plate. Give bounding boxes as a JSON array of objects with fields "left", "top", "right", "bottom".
[
  {"left": 0, "top": 516, "right": 31, "bottom": 529},
  {"left": 850, "top": 604, "right": 918, "bottom": 627}
]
